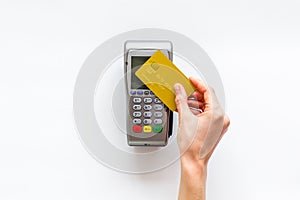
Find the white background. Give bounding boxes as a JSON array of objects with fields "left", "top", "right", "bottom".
[{"left": 1, "top": 0, "right": 300, "bottom": 199}]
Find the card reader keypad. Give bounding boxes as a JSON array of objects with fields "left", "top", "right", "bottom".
[{"left": 130, "top": 91, "right": 165, "bottom": 134}]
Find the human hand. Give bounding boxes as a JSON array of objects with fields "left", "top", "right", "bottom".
[
  {"left": 175, "top": 77, "right": 230, "bottom": 200},
  {"left": 174, "top": 76, "right": 230, "bottom": 164}
]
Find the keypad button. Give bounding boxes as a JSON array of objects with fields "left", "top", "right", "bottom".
[
  {"left": 153, "top": 125, "right": 163, "bottom": 133},
  {"left": 154, "top": 104, "right": 163, "bottom": 111},
  {"left": 130, "top": 90, "right": 136, "bottom": 95},
  {"left": 154, "top": 119, "right": 162, "bottom": 125},
  {"left": 133, "top": 97, "right": 142, "bottom": 103},
  {"left": 143, "top": 98, "right": 152, "bottom": 103},
  {"left": 150, "top": 91, "right": 154, "bottom": 95},
  {"left": 143, "top": 112, "right": 152, "bottom": 118},
  {"left": 133, "top": 112, "right": 142, "bottom": 117},
  {"left": 133, "top": 125, "right": 142, "bottom": 133},
  {"left": 143, "top": 105, "right": 152, "bottom": 110},
  {"left": 144, "top": 90, "right": 150, "bottom": 95},
  {"left": 133, "top": 118, "right": 141, "bottom": 124},
  {"left": 154, "top": 112, "right": 163, "bottom": 118},
  {"left": 143, "top": 126, "right": 152, "bottom": 133},
  {"left": 143, "top": 119, "right": 152, "bottom": 125},
  {"left": 133, "top": 105, "right": 141, "bottom": 110},
  {"left": 137, "top": 91, "right": 143, "bottom": 95},
  {"left": 154, "top": 98, "right": 162, "bottom": 103}
]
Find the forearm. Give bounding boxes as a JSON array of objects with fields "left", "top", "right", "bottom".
[{"left": 178, "top": 156, "right": 207, "bottom": 200}]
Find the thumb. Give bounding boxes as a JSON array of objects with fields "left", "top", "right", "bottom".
[{"left": 174, "top": 83, "right": 191, "bottom": 117}]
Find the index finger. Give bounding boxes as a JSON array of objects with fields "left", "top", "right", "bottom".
[{"left": 189, "top": 76, "right": 211, "bottom": 105}]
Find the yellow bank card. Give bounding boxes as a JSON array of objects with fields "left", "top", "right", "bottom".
[{"left": 135, "top": 50, "right": 196, "bottom": 111}]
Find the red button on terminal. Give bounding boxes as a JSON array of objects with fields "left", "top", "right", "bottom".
[{"left": 133, "top": 125, "right": 142, "bottom": 133}]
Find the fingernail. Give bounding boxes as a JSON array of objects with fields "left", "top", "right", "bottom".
[{"left": 174, "top": 83, "right": 181, "bottom": 95}]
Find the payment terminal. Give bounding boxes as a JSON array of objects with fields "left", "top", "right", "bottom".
[{"left": 124, "top": 41, "right": 173, "bottom": 146}]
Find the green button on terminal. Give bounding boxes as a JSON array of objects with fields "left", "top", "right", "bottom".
[{"left": 153, "top": 125, "right": 163, "bottom": 133}]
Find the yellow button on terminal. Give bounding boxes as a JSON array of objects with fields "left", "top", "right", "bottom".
[{"left": 143, "top": 126, "right": 152, "bottom": 133}]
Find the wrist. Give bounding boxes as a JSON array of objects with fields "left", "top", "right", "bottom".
[
  {"left": 180, "top": 154, "right": 207, "bottom": 180},
  {"left": 179, "top": 154, "right": 207, "bottom": 200}
]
